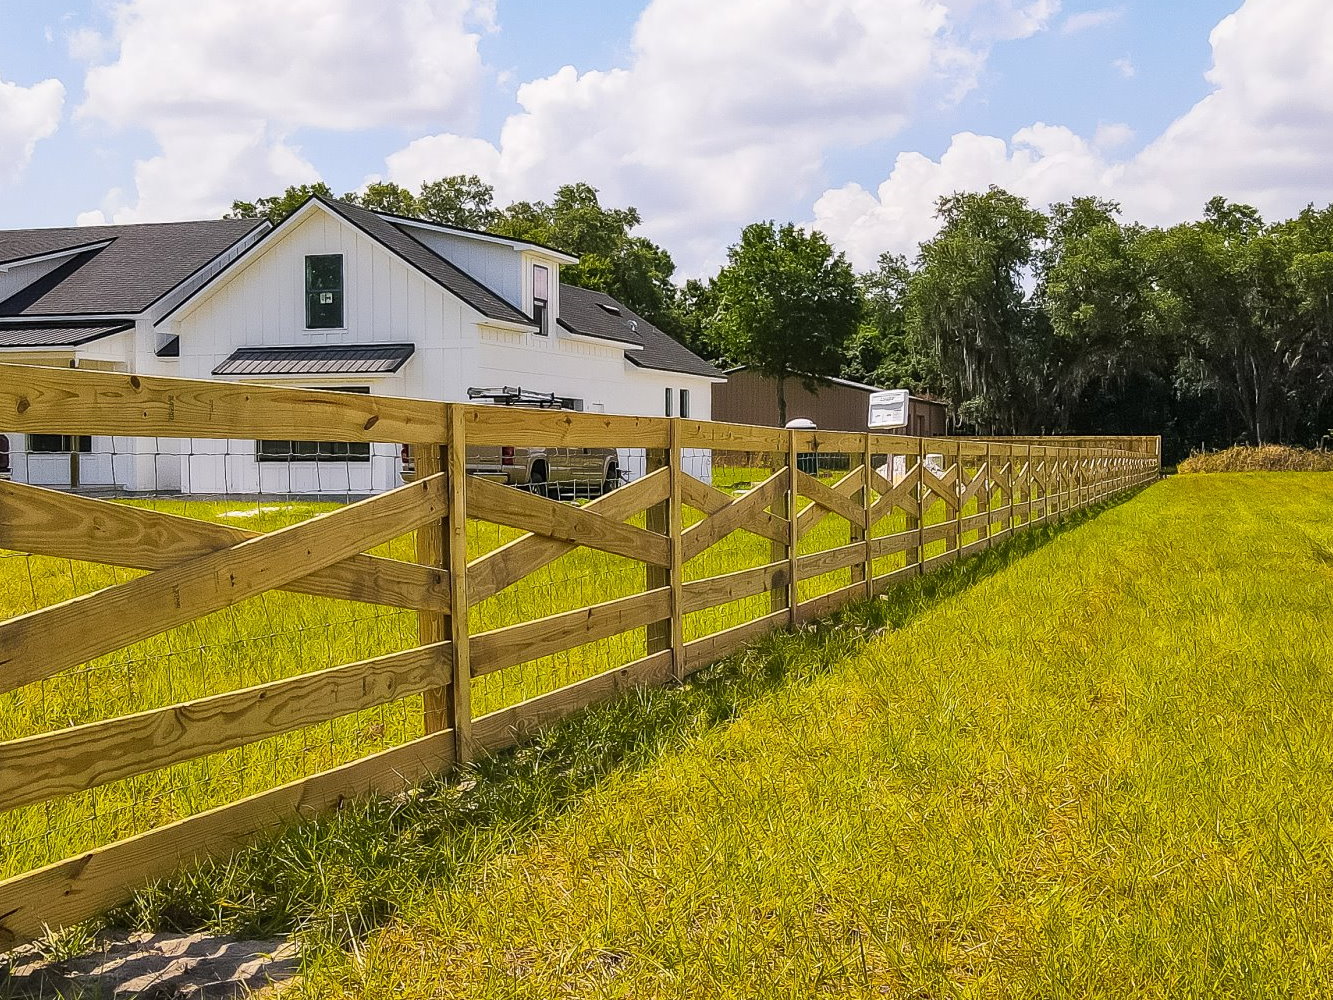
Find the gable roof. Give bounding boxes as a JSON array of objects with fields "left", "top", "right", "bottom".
[
  {"left": 371, "top": 210, "right": 578, "bottom": 263},
  {"left": 316, "top": 198, "right": 536, "bottom": 327},
  {"left": 558, "top": 283, "right": 722, "bottom": 380},
  {"left": 0, "top": 218, "right": 267, "bottom": 317}
]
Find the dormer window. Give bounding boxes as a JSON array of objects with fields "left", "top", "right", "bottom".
[
  {"left": 532, "top": 264, "right": 550, "bottom": 336},
  {"left": 305, "top": 254, "right": 344, "bottom": 329}
]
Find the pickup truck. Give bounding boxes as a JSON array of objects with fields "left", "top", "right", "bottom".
[{"left": 401, "top": 388, "right": 622, "bottom": 498}]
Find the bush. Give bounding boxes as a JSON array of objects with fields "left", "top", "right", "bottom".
[{"left": 1178, "top": 445, "right": 1333, "bottom": 473}]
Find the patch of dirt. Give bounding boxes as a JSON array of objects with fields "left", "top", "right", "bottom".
[{"left": 1, "top": 932, "right": 298, "bottom": 999}]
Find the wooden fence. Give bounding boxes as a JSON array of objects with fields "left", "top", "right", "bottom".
[{"left": 0, "top": 364, "right": 1160, "bottom": 948}]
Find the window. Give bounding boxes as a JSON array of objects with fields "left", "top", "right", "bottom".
[
  {"left": 0, "top": 435, "right": 9, "bottom": 475},
  {"left": 532, "top": 264, "right": 550, "bottom": 336},
  {"left": 257, "top": 387, "right": 371, "bottom": 462},
  {"left": 664, "top": 387, "right": 673, "bottom": 417},
  {"left": 679, "top": 388, "right": 690, "bottom": 419},
  {"left": 305, "top": 254, "right": 344, "bottom": 329},
  {"left": 28, "top": 434, "right": 92, "bottom": 454}
]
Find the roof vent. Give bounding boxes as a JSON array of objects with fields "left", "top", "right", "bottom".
[{"left": 596, "top": 302, "right": 622, "bottom": 316}]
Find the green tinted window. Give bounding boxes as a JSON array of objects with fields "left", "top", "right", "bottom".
[{"left": 305, "top": 254, "right": 344, "bottom": 328}]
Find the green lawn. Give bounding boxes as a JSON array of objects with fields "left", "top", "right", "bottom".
[
  {"left": 248, "top": 472, "right": 1333, "bottom": 999},
  {"left": 4, "top": 463, "right": 971, "bottom": 881}
]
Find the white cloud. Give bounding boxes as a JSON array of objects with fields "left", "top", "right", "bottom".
[
  {"left": 386, "top": 0, "right": 1059, "bottom": 273},
  {"left": 1060, "top": 6, "right": 1123, "bottom": 34},
  {"left": 75, "top": 0, "right": 494, "bottom": 222},
  {"left": 1112, "top": 56, "right": 1135, "bottom": 78},
  {"left": 0, "top": 76, "right": 65, "bottom": 181},
  {"left": 1092, "top": 122, "right": 1134, "bottom": 150},
  {"left": 812, "top": 125, "right": 1117, "bottom": 267},
  {"left": 812, "top": 0, "right": 1333, "bottom": 267}
]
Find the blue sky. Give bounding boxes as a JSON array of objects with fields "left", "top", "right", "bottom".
[{"left": 1, "top": 0, "right": 1327, "bottom": 274}]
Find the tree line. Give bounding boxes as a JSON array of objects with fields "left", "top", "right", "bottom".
[{"left": 230, "top": 179, "right": 1333, "bottom": 459}]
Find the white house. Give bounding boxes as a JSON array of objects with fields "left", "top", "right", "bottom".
[{"left": 0, "top": 196, "right": 723, "bottom": 494}]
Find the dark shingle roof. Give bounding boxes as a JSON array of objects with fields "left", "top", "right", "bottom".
[
  {"left": 214, "top": 343, "right": 416, "bottom": 376},
  {"left": 317, "top": 198, "right": 535, "bottom": 328},
  {"left": 0, "top": 319, "right": 133, "bottom": 348},
  {"left": 0, "top": 218, "right": 266, "bottom": 317},
  {"left": 558, "top": 284, "right": 722, "bottom": 380}
]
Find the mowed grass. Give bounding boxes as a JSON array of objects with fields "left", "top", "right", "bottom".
[
  {"left": 255, "top": 472, "right": 1333, "bottom": 999},
  {"left": 3, "top": 461, "right": 974, "bottom": 880}
]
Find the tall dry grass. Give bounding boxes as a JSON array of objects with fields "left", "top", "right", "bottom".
[{"left": 1178, "top": 444, "right": 1333, "bottom": 473}]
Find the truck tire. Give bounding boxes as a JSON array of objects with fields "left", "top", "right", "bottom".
[{"left": 528, "top": 463, "right": 558, "bottom": 499}]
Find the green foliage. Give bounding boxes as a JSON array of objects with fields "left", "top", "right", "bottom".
[
  {"left": 348, "top": 181, "right": 420, "bottom": 217},
  {"left": 1036, "top": 197, "right": 1158, "bottom": 429},
  {"left": 907, "top": 187, "right": 1049, "bottom": 433},
  {"left": 226, "top": 183, "right": 336, "bottom": 225},
  {"left": 414, "top": 175, "right": 498, "bottom": 229},
  {"left": 844, "top": 252, "right": 942, "bottom": 394},
  {"left": 1140, "top": 197, "right": 1333, "bottom": 444},
  {"left": 713, "top": 221, "right": 862, "bottom": 422}
]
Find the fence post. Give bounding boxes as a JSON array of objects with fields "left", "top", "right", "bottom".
[
  {"left": 950, "top": 440, "right": 963, "bottom": 560},
  {"left": 646, "top": 438, "right": 670, "bottom": 662},
  {"left": 907, "top": 436, "right": 923, "bottom": 575},
  {"left": 667, "top": 419, "right": 685, "bottom": 682},
  {"left": 445, "top": 404, "right": 473, "bottom": 763},
  {"left": 785, "top": 428, "right": 799, "bottom": 624},
  {"left": 417, "top": 442, "right": 449, "bottom": 736},
  {"left": 863, "top": 434, "right": 874, "bottom": 600},
  {"left": 982, "top": 442, "right": 993, "bottom": 548}
]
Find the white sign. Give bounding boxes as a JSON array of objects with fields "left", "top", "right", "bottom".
[{"left": 868, "top": 389, "right": 910, "bottom": 429}]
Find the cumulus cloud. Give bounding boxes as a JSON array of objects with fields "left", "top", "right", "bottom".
[
  {"left": 75, "top": 0, "right": 494, "bottom": 222},
  {"left": 1112, "top": 56, "right": 1135, "bottom": 78},
  {"left": 386, "top": 0, "right": 1059, "bottom": 273},
  {"left": 0, "top": 76, "right": 65, "bottom": 181},
  {"left": 812, "top": 0, "right": 1333, "bottom": 267}
]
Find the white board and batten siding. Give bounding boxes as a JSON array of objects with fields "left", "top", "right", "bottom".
[{"left": 170, "top": 208, "right": 477, "bottom": 495}]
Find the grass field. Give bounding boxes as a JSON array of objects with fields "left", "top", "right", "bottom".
[
  {"left": 153, "top": 471, "right": 1333, "bottom": 999},
  {"left": 3, "top": 460, "right": 981, "bottom": 881}
]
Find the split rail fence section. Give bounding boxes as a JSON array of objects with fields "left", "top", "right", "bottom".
[{"left": 0, "top": 364, "right": 1160, "bottom": 947}]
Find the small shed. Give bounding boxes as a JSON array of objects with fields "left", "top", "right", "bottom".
[{"left": 712, "top": 367, "right": 947, "bottom": 436}]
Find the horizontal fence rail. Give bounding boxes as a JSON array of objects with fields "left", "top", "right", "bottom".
[{"left": 0, "top": 363, "right": 1160, "bottom": 947}]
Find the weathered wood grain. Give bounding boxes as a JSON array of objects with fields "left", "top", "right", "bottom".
[
  {"left": 461, "top": 404, "right": 668, "bottom": 449},
  {"left": 0, "top": 478, "right": 449, "bottom": 612},
  {"left": 471, "top": 589, "right": 672, "bottom": 678},
  {"left": 794, "top": 466, "right": 865, "bottom": 541},
  {"left": 466, "top": 474, "right": 671, "bottom": 567},
  {"left": 0, "top": 363, "right": 446, "bottom": 443},
  {"left": 680, "top": 473, "right": 788, "bottom": 546},
  {"left": 680, "top": 561, "right": 789, "bottom": 615},
  {"left": 468, "top": 468, "right": 669, "bottom": 605},
  {"left": 681, "top": 468, "right": 787, "bottom": 562},
  {"left": 445, "top": 407, "right": 474, "bottom": 760},
  {"left": 796, "top": 541, "right": 867, "bottom": 579},
  {"left": 794, "top": 468, "right": 865, "bottom": 525},
  {"left": 0, "top": 643, "right": 449, "bottom": 811},
  {"left": 0, "top": 473, "right": 449, "bottom": 696}
]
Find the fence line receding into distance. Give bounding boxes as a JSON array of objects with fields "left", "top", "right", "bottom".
[{"left": 0, "top": 363, "right": 1160, "bottom": 948}]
